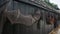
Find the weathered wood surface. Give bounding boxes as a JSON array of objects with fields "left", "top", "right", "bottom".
[
  {"left": 6, "top": 9, "right": 41, "bottom": 26},
  {"left": 0, "top": 0, "right": 59, "bottom": 34}
]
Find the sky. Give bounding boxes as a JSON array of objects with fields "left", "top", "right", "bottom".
[{"left": 49, "top": 0, "right": 60, "bottom": 9}]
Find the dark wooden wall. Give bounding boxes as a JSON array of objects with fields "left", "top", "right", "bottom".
[{"left": 1, "top": 0, "right": 59, "bottom": 34}]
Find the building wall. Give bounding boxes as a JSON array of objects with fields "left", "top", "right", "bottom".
[{"left": 1, "top": 0, "right": 59, "bottom": 34}]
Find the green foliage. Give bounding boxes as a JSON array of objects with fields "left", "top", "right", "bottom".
[{"left": 44, "top": 0, "right": 59, "bottom": 10}]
